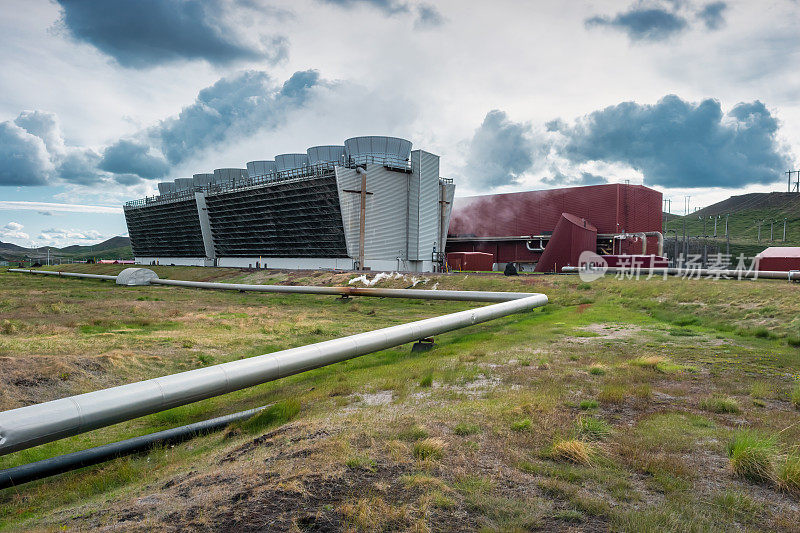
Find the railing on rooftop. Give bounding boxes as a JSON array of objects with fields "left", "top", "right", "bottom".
[{"left": 124, "top": 154, "right": 414, "bottom": 208}]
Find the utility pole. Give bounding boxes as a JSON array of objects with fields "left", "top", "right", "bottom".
[
  {"left": 682, "top": 218, "right": 687, "bottom": 258},
  {"left": 357, "top": 167, "right": 367, "bottom": 269},
  {"left": 784, "top": 218, "right": 788, "bottom": 242},
  {"left": 725, "top": 214, "right": 729, "bottom": 238},
  {"left": 713, "top": 215, "right": 718, "bottom": 238},
  {"left": 787, "top": 170, "right": 800, "bottom": 193},
  {"left": 342, "top": 166, "right": 373, "bottom": 270},
  {"left": 757, "top": 221, "right": 762, "bottom": 243},
  {"left": 726, "top": 225, "right": 730, "bottom": 256},
  {"left": 770, "top": 221, "right": 774, "bottom": 242}
]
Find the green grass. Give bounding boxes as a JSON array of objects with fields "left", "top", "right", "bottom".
[
  {"left": 575, "top": 416, "right": 611, "bottom": 441},
  {"left": 791, "top": 381, "right": 800, "bottom": 410},
  {"left": 777, "top": 454, "right": 800, "bottom": 494},
  {"left": 233, "top": 399, "right": 301, "bottom": 434},
  {"left": 453, "top": 423, "right": 481, "bottom": 436},
  {"left": 345, "top": 455, "right": 377, "bottom": 471},
  {"left": 418, "top": 372, "right": 433, "bottom": 387},
  {"left": 588, "top": 364, "right": 606, "bottom": 375},
  {"left": 511, "top": 418, "right": 532, "bottom": 432},
  {"left": 3, "top": 266, "right": 800, "bottom": 530},
  {"left": 726, "top": 430, "right": 775, "bottom": 483},
  {"left": 413, "top": 438, "right": 445, "bottom": 460},
  {"left": 700, "top": 395, "right": 741, "bottom": 414}
]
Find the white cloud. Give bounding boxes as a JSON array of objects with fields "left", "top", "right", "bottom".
[
  {"left": 0, "top": 201, "right": 122, "bottom": 214},
  {"left": 37, "top": 227, "right": 104, "bottom": 245},
  {"left": 0, "top": 221, "right": 30, "bottom": 241}
]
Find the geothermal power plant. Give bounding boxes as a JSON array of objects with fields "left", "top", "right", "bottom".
[{"left": 123, "top": 135, "right": 666, "bottom": 272}]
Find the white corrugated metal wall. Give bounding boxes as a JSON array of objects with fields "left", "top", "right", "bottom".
[{"left": 335, "top": 165, "right": 408, "bottom": 261}]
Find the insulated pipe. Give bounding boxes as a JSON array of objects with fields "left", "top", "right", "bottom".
[
  {"left": 0, "top": 291, "right": 547, "bottom": 455},
  {"left": 0, "top": 406, "right": 266, "bottom": 489},
  {"left": 8, "top": 270, "right": 534, "bottom": 303},
  {"left": 8, "top": 268, "right": 117, "bottom": 281},
  {"left": 561, "top": 265, "right": 800, "bottom": 281},
  {"left": 525, "top": 239, "right": 546, "bottom": 252},
  {"left": 644, "top": 231, "right": 664, "bottom": 257},
  {"left": 150, "top": 279, "right": 533, "bottom": 303},
  {"left": 10, "top": 269, "right": 533, "bottom": 302}
]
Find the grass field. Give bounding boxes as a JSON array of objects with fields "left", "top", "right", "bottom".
[{"left": 1, "top": 265, "right": 799, "bottom": 531}]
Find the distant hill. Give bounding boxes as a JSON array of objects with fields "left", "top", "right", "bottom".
[
  {"left": 60, "top": 236, "right": 131, "bottom": 253},
  {"left": 694, "top": 192, "right": 800, "bottom": 217},
  {"left": 0, "top": 236, "right": 132, "bottom": 261},
  {"left": 664, "top": 192, "right": 800, "bottom": 259}
]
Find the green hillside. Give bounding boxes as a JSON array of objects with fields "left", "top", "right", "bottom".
[
  {"left": 663, "top": 192, "right": 800, "bottom": 260},
  {"left": 0, "top": 236, "right": 132, "bottom": 263}
]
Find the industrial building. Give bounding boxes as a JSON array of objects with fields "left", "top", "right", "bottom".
[
  {"left": 446, "top": 183, "right": 665, "bottom": 272},
  {"left": 123, "top": 136, "right": 455, "bottom": 272}
]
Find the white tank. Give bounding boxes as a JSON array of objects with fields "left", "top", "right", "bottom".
[
  {"left": 173, "top": 177, "right": 194, "bottom": 190},
  {"left": 213, "top": 168, "right": 248, "bottom": 185},
  {"left": 275, "top": 153, "right": 310, "bottom": 172},
  {"left": 192, "top": 173, "right": 214, "bottom": 187},
  {"left": 307, "top": 145, "right": 345, "bottom": 166},
  {"left": 246, "top": 160, "right": 277, "bottom": 178},
  {"left": 344, "top": 136, "right": 412, "bottom": 163},
  {"left": 157, "top": 182, "right": 176, "bottom": 195}
]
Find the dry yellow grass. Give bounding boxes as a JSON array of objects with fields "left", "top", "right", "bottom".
[{"left": 552, "top": 439, "right": 593, "bottom": 466}]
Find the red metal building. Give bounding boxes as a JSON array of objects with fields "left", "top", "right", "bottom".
[
  {"left": 446, "top": 183, "right": 663, "bottom": 269},
  {"left": 446, "top": 252, "right": 494, "bottom": 272},
  {"left": 533, "top": 213, "right": 597, "bottom": 272},
  {"left": 755, "top": 247, "right": 800, "bottom": 272}
]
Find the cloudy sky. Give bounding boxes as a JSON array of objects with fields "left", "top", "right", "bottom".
[{"left": 1, "top": 0, "right": 798, "bottom": 248}]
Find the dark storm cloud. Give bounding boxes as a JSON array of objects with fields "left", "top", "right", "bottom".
[
  {"left": 55, "top": 0, "right": 288, "bottom": 68},
  {"left": 698, "top": 2, "right": 727, "bottom": 30},
  {"left": 318, "top": 0, "right": 444, "bottom": 28},
  {"left": 586, "top": 1, "right": 730, "bottom": 42},
  {"left": 553, "top": 95, "right": 790, "bottom": 188},
  {"left": 414, "top": 4, "right": 445, "bottom": 29},
  {"left": 586, "top": 6, "right": 688, "bottom": 42},
  {"left": 99, "top": 139, "right": 170, "bottom": 179},
  {"left": 154, "top": 69, "right": 321, "bottom": 165},
  {"left": 464, "top": 110, "right": 545, "bottom": 189},
  {"left": 57, "top": 149, "right": 104, "bottom": 185},
  {"left": 0, "top": 70, "right": 324, "bottom": 187},
  {"left": 0, "top": 122, "right": 51, "bottom": 186},
  {"left": 317, "top": 0, "right": 410, "bottom": 15}
]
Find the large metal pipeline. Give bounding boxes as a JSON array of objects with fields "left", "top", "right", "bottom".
[
  {"left": 8, "top": 268, "right": 117, "bottom": 281},
  {"left": 562, "top": 265, "right": 800, "bottom": 281},
  {"left": 0, "top": 406, "right": 266, "bottom": 489},
  {"left": 9, "top": 269, "right": 533, "bottom": 303},
  {"left": 151, "top": 279, "right": 534, "bottom": 302},
  {"left": 0, "top": 275, "right": 547, "bottom": 455}
]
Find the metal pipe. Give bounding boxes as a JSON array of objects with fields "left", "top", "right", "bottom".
[
  {"left": 9, "top": 267, "right": 537, "bottom": 302},
  {"left": 357, "top": 166, "right": 367, "bottom": 270},
  {"left": 0, "top": 406, "right": 266, "bottom": 489},
  {"left": 0, "top": 289, "right": 547, "bottom": 455},
  {"left": 561, "top": 265, "right": 800, "bottom": 281},
  {"left": 8, "top": 268, "right": 117, "bottom": 281},
  {"left": 525, "top": 238, "right": 546, "bottom": 252},
  {"left": 643, "top": 231, "right": 664, "bottom": 257},
  {"left": 151, "top": 279, "right": 534, "bottom": 303}
]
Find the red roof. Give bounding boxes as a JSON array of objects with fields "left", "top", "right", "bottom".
[{"left": 756, "top": 247, "right": 800, "bottom": 258}]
